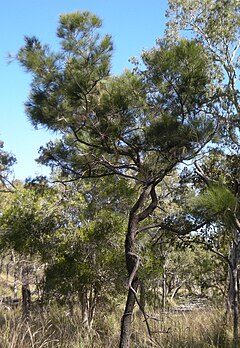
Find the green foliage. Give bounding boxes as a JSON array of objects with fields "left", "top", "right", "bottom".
[
  {"left": 0, "top": 141, "right": 15, "bottom": 170},
  {"left": 167, "top": 0, "right": 240, "bottom": 45},
  {"left": 11, "top": 7, "right": 240, "bottom": 345},
  {"left": 57, "top": 11, "right": 102, "bottom": 40},
  {"left": 194, "top": 185, "right": 237, "bottom": 215},
  {"left": 166, "top": 0, "right": 240, "bottom": 150},
  {"left": 142, "top": 39, "right": 212, "bottom": 111},
  {"left": 0, "top": 175, "right": 130, "bottom": 305},
  {"left": 0, "top": 140, "right": 16, "bottom": 189},
  {"left": 0, "top": 184, "right": 59, "bottom": 256},
  {"left": 192, "top": 185, "right": 237, "bottom": 231},
  {"left": 141, "top": 39, "right": 216, "bottom": 158},
  {"left": 44, "top": 209, "right": 126, "bottom": 303},
  {"left": 189, "top": 151, "right": 240, "bottom": 230},
  {"left": 16, "top": 12, "right": 113, "bottom": 132},
  {"left": 14, "top": 10, "right": 218, "bottom": 187}
]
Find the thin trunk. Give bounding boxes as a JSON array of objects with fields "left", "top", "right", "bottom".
[
  {"left": 11, "top": 251, "right": 18, "bottom": 299},
  {"left": 88, "top": 286, "right": 97, "bottom": 330},
  {"left": 162, "top": 265, "right": 166, "bottom": 311},
  {"left": 170, "top": 281, "right": 185, "bottom": 302},
  {"left": 227, "top": 232, "right": 240, "bottom": 348},
  {"left": 137, "top": 281, "right": 146, "bottom": 317},
  {"left": 22, "top": 265, "right": 31, "bottom": 319},
  {"left": 79, "top": 289, "right": 89, "bottom": 330},
  {"left": 13, "top": 269, "right": 18, "bottom": 299},
  {"left": 233, "top": 266, "right": 239, "bottom": 348},
  {"left": 120, "top": 184, "right": 158, "bottom": 348},
  {"left": 120, "top": 279, "right": 139, "bottom": 348},
  {"left": 231, "top": 240, "right": 239, "bottom": 348},
  {"left": 120, "top": 223, "right": 139, "bottom": 348},
  {"left": 79, "top": 287, "right": 97, "bottom": 332}
]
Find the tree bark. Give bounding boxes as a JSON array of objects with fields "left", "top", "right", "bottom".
[
  {"left": 233, "top": 266, "right": 239, "bottom": 348},
  {"left": 227, "top": 229, "right": 240, "bottom": 348},
  {"left": 22, "top": 285, "right": 31, "bottom": 319},
  {"left": 119, "top": 184, "right": 157, "bottom": 348},
  {"left": 120, "top": 213, "right": 139, "bottom": 348},
  {"left": 228, "top": 237, "right": 240, "bottom": 348},
  {"left": 22, "top": 265, "right": 31, "bottom": 320},
  {"left": 119, "top": 278, "right": 139, "bottom": 348},
  {"left": 162, "top": 264, "right": 167, "bottom": 311},
  {"left": 79, "top": 286, "right": 97, "bottom": 331},
  {"left": 137, "top": 281, "right": 146, "bottom": 317}
]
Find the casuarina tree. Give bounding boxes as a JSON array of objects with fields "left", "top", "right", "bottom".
[{"left": 15, "top": 11, "right": 218, "bottom": 347}]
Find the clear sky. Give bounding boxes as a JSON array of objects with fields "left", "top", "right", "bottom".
[{"left": 1, "top": 0, "right": 168, "bottom": 181}]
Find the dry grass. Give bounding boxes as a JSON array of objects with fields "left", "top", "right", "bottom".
[
  {"left": 142, "top": 308, "right": 232, "bottom": 348},
  {"left": 0, "top": 305, "right": 236, "bottom": 348}
]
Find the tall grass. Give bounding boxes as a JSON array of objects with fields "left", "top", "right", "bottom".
[
  {"left": 0, "top": 305, "right": 236, "bottom": 347},
  {"left": 142, "top": 308, "right": 232, "bottom": 348}
]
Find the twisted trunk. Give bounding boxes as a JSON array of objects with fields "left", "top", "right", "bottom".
[{"left": 119, "top": 184, "right": 157, "bottom": 348}]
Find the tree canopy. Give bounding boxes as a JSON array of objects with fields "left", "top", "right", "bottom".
[{"left": 0, "top": 2, "right": 239, "bottom": 347}]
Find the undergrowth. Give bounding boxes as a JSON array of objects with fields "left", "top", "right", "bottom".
[{"left": 0, "top": 305, "right": 236, "bottom": 347}]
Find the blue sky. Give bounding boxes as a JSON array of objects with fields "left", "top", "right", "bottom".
[{"left": 1, "top": 0, "right": 168, "bottom": 180}]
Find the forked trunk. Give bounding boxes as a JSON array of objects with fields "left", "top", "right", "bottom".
[{"left": 79, "top": 287, "right": 97, "bottom": 331}]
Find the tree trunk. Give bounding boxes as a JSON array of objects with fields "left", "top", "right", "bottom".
[
  {"left": 79, "top": 287, "right": 97, "bottom": 331},
  {"left": 233, "top": 266, "right": 239, "bottom": 348},
  {"left": 119, "top": 184, "right": 158, "bottom": 348},
  {"left": 170, "top": 281, "right": 185, "bottom": 302},
  {"left": 11, "top": 251, "right": 18, "bottom": 299},
  {"left": 162, "top": 265, "right": 167, "bottom": 311},
  {"left": 120, "top": 225, "right": 139, "bottom": 348},
  {"left": 22, "top": 265, "right": 31, "bottom": 320},
  {"left": 137, "top": 281, "right": 146, "bottom": 317},
  {"left": 227, "top": 232, "right": 240, "bottom": 348},
  {"left": 22, "top": 285, "right": 31, "bottom": 319},
  {"left": 120, "top": 278, "right": 139, "bottom": 348}
]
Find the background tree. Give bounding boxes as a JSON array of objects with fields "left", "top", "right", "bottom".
[
  {"left": 165, "top": 2, "right": 240, "bottom": 346},
  {"left": 0, "top": 175, "right": 132, "bottom": 328},
  {"left": 191, "top": 152, "right": 240, "bottom": 347},
  {"left": 0, "top": 140, "right": 16, "bottom": 192}
]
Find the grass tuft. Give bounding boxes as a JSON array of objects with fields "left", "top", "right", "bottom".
[{"left": 0, "top": 305, "right": 236, "bottom": 347}]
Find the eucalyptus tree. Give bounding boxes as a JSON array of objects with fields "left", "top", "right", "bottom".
[
  {"left": 166, "top": 0, "right": 240, "bottom": 150},
  {"left": 15, "top": 11, "right": 218, "bottom": 347},
  {"left": 188, "top": 151, "right": 240, "bottom": 348},
  {"left": 166, "top": 2, "right": 240, "bottom": 346}
]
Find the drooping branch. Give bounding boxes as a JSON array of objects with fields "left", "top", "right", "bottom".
[{"left": 136, "top": 219, "right": 210, "bottom": 236}]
